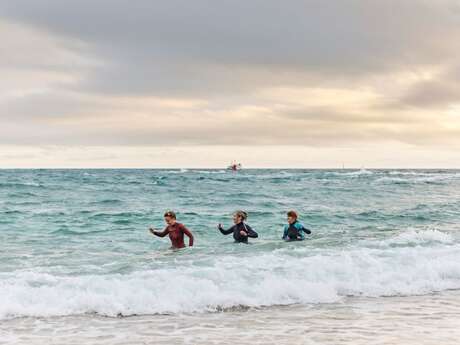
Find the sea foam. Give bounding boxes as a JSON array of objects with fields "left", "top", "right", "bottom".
[{"left": 2, "top": 240, "right": 460, "bottom": 319}]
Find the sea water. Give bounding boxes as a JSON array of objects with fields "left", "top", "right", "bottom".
[{"left": 1, "top": 169, "right": 460, "bottom": 344}]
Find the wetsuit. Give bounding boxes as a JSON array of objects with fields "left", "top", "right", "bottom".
[
  {"left": 153, "top": 222, "right": 194, "bottom": 249},
  {"left": 282, "top": 221, "right": 311, "bottom": 241},
  {"left": 218, "top": 222, "right": 258, "bottom": 243}
]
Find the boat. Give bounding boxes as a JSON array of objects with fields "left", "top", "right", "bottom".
[{"left": 227, "top": 162, "right": 242, "bottom": 171}]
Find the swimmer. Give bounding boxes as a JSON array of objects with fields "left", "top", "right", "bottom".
[
  {"left": 217, "top": 210, "right": 258, "bottom": 243},
  {"left": 149, "top": 210, "right": 194, "bottom": 249},
  {"left": 282, "top": 210, "right": 311, "bottom": 241}
]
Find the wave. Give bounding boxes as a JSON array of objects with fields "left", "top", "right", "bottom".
[
  {"left": 1, "top": 210, "right": 23, "bottom": 215},
  {"left": 195, "top": 170, "right": 227, "bottom": 174},
  {"left": 89, "top": 199, "right": 123, "bottom": 205},
  {"left": 49, "top": 227, "right": 113, "bottom": 236},
  {"left": 384, "top": 229, "right": 454, "bottom": 246},
  {"left": 376, "top": 175, "right": 452, "bottom": 184},
  {"left": 317, "top": 170, "right": 460, "bottom": 183},
  {"left": 6, "top": 192, "right": 38, "bottom": 198},
  {"left": 4, "top": 201, "right": 40, "bottom": 206},
  {"left": 387, "top": 170, "right": 459, "bottom": 176},
  {"left": 126, "top": 180, "right": 143, "bottom": 185},
  {"left": 159, "top": 170, "right": 186, "bottom": 174},
  {"left": 322, "top": 169, "right": 374, "bottom": 178},
  {"left": 158, "top": 169, "right": 227, "bottom": 174},
  {"left": 89, "top": 211, "right": 144, "bottom": 218},
  {"left": 2, "top": 240, "right": 460, "bottom": 320},
  {"left": 0, "top": 182, "right": 43, "bottom": 188},
  {"left": 343, "top": 169, "right": 374, "bottom": 176}
]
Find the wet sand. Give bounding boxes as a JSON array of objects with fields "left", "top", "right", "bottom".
[{"left": 2, "top": 290, "right": 460, "bottom": 345}]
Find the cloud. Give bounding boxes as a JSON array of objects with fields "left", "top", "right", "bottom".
[
  {"left": 2, "top": 85, "right": 459, "bottom": 148},
  {"left": 389, "top": 64, "right": 460, "bottom": 109},
  {"left": 2, "top": 144, "right": 460, "bottom": 169},
  {"left": 2, "top": 0, "right": 460, "bottom": 96},
  {"left": 1, "top": 0, "right": 460, "bottom": 165}
]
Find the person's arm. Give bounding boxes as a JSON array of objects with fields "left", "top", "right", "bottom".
[
  {"left": 282, "top": 225, "right": 288, "bottom": 240},
  {"left": 244, "top": 224, "right": 258, "bottom": 238},
  {"left": 300, "top": 224, "right": 312, "bottom": 235},
  {"left": 182, "top": 225, "right": 194, "bottom": 247},
  {"left": 218, "top": 224, "right": 235, "bottom": 235},
  {"left": 150, "top": 227, "right": 169, "bottom": 237}
]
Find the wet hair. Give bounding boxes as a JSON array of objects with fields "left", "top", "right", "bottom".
[
  {"left": 164, "top": 210, "right": 177, "bottom": 219},
  {"left": 233, "top": 210, "right": 248, "bottom": 221},
  {"left": 287, "top": 210, "right": 298, "bottom": 219}
]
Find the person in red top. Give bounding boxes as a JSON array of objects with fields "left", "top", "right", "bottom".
[{"left": 149, "top": 210, "right": 194, "bottom": 249}]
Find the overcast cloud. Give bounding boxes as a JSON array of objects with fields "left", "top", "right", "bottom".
[{"left": 1, "top": 0, "right": 460, "bottom": 166}]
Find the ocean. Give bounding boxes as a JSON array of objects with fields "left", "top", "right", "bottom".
[{"left": 1, "top": 169, "right": 460, "bottom": 344}]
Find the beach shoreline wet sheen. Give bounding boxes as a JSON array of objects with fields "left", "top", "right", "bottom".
[
  {"left": 2, "top": 290, "right": 460, "bottom": 345},
  {"left": 1, "top": 169, "right": 460, "bottom": 343}
]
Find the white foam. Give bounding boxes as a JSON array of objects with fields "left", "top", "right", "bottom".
[
  {"left": 329, "top": 169, "right": 374, "bottom": 177},
  {"left": 195, "top": 170, "right": 227, "bottom": 174},
  {"left": 361, "top": 230, "right": 455, "bottom": 248},
  {"left": 376, "top": 173, "right": 458, "bottom": 184},
  {"left": 2, "top": 241, "right": 460, "bottom": 320},
  {"left": 387, "top": 230, "right": 454, "bottom": 245}
]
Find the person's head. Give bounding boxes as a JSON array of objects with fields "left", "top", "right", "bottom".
[
  {"left": 232, "top": 210, "right": 248, "bottom": 224},
  {"left": 164, "top": 210, "right": 177, "bottom": 225},
  {"left": 287, "top": 210, "right": 298, "bottom": 224}
]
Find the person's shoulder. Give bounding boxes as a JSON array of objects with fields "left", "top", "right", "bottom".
[
  {"left": 246, "top": 223, "right": 257, "bottom": 232},
  {"left": 177, "top": 223, "right": 190, "bottom": 230},
  {"left": 295, "top": 222, "right": 304, "bottom": 229}
]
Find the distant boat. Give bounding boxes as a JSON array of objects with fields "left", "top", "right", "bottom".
[{"left": 227, "top": 162, "right": 242, "bottom": 171}]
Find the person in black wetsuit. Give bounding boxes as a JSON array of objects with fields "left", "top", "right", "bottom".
[{"left": 217, "top": 210, "right": 258, "bottom": 243}]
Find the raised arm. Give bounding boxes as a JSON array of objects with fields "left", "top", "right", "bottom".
[
  {"left": 182, "top": 225, "right": 194, "bottom": 247},
  {"left": 244, "top": 224, "right": 258, "bottom": 238},
  {"left": 218, "top": 224, "right": 235, "bottom": 235},
  {"left": 151, "top": 227, "right": 169, "bottom": 237}
]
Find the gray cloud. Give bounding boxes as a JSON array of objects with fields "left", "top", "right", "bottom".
[
  {"left": 2, "top": 0, "right": 460, "bottom": 97},
  {"left": 1, "top": 0, "right": 460, "bottom": 150},
  {"left": 374, "top": 63, "right": 460, "bottom": 110},
  {"left": 396, "top": 64, "right": 460, "bottom": 108},
  {"left": 2, "top": 94, "right": 459, "bottom": 147},
  {"left": 402, "top": 80, "right": 460, "bottom": 108}
]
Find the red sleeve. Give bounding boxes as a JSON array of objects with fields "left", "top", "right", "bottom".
[
  {"left": 180, "top": 224, "right": 194, "bottom": 247},
  {"left": 153, "top": 227, "right": 169, "bottom": 237}
]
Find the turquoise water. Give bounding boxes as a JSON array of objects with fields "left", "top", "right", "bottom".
[{"left": 1, "top": 169, "right": 460, "bottom": 319}]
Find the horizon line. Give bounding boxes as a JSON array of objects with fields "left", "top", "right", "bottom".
[{"left": 1, "top": 167, "right": 460, "bottom": 170}]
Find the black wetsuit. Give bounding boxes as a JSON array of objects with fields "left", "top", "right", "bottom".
[{"left": 218, "top": 222, "right": 258, "bottom": 243}]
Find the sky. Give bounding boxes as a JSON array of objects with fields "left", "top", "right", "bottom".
[{"left": 1, "top": 0, "right": 460, "bottom": 168}]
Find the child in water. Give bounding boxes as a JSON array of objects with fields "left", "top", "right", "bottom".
[
  {"left": 149, "top": 210, "right": 194, "bottom": 249},
  {"left": 217, "top": 210, "right": 258, "bottom": 243},
  {"left": 282, "top": 210, "right": 311, "bottom": 241}
]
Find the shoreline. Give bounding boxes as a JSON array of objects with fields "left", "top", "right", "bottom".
[{"left": 3, "top": 290, "right": 460, "bottom": 345}]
